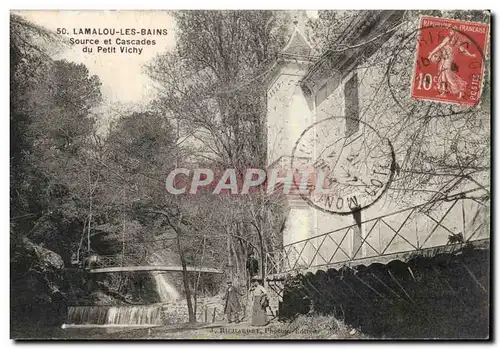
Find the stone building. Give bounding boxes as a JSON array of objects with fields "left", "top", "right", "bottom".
[{"left": 265, "top": 10, "right": 489, "bottom": 273}]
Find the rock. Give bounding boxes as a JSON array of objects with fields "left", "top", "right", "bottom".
[
  {"left": 21, "top": 236, "right": 64, "bottom": 270},
  {"left": 34, "top": 244, "right": 64, "bottom": 270}
]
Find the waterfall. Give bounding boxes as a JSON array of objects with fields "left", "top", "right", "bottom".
[
  {"left": 149, "top": 252, "right": 181, "bottom": 303},
  {"left": 107, "top": 305, "right": 161, "bottom": 325},
  {"left": 152, "top": 272, "right": 181, "bottom": 303},
  {"left": 66, "top": 305, "right": 162, "bottom": 326}
]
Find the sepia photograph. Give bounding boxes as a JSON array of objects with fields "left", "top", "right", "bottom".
[{"left": 9, "top": 9, "right": 491, "bottom": 340}]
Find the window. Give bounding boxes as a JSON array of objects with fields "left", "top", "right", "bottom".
[{"left": 344, "top": 73, "right": 359, "bottom": 137}]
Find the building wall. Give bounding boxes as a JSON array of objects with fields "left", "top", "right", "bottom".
[
  {"left": 266, "top": 38, "right": 489, "bottom": 271},
  {"left": 266, "top": 61, "right": 313, "bottom": 166}
]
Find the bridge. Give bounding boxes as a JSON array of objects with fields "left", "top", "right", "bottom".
[
  {"left": 89, "top": 265, "right": 223, "bottom": 274},
  {"left": 86, "top": 255, "right": 223, "bottom": 274},
  {"left": 265, "top": 187, "right": 490, "bottom": 279}
]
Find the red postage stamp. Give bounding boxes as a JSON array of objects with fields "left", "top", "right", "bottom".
[{"left": 411, "top": 16, "right": 489, "bottom": 106}]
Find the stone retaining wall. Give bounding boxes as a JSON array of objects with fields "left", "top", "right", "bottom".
[{"left": 279, "top": 243, "right": 490, "bottom": 339}]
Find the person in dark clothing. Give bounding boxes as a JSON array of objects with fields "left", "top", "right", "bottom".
[
  {"left": 222, "top": 280, "right": 243, "bottom": 323},
  {"left": 246, "top": 252, "right": 259, "bottom": 287}
]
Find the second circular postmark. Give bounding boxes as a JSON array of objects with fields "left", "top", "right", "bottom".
[{"left": 291, "top": 116, "right": 396, "bottom": 215}]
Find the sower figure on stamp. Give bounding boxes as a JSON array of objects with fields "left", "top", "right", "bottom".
[
  {"left": 428, "top": 28, "right": 476, "bottom": 99},
  {"left": 222, "top": 280, "right": 243, "bottom": 323},
  {"left": 246, "top": 252, "right": 259, "bottom": 288},
  {"left": 250, "top": 276, "right": 269, "bottom": 327}
]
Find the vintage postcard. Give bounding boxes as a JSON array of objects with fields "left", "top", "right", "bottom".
[{"left": 10, "top": 9, "right": 490, "bottom": 340}]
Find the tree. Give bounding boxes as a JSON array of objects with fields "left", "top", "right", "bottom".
[
  {"left": 147, "top": 10, "right": 290, "bottom": 171},
  {"left": 11, "top": 14, "right": 103, "bottom": 262},
  {"left": 10, "top": 14, "right": 104, "bottom": 335},
  {"left": 10, "top": 14, "right": 57, "bottom": 222},
  {"left": 145, "top": 10, "right": 293, "bottom": 282},
  {"left": 20, "top": 59, "right": 102, "bottom": 259},
  {"left": 101, "top": 110, "right": 205, "bottom": 322}
]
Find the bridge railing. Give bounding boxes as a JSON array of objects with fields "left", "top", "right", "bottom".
[
  {"left": 266, "top": 251, "right": 287, "bottom": 276},
  {"left": 266, "top": 188, "right": 489, "bottom": 276},
  {"left": 89, "top": 254, "right": 138, "bottom": 269}
]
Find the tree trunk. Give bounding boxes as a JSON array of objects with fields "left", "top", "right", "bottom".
[
  {"left": 227, "top": 234, "right": 232, "bottom": 268},
  {"left": 256, "top": 227, "right": 265, "bottom": 280},
  {"left": 231, "top": 239, "right": 240, "bottom": 276},
  {"left": 148, "top": 208, "right": 196, "bottom": 323},
  {"left": 194, "top": 236, "right": 206, "bottom": 318},
  {"left": 177, "top": 235, "right": 195, "bottom": 323}
]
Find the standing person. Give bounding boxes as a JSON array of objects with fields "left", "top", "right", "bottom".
[
  {"left": 222, "top": 280, "right": 243, "bottom": 323},
  {"left": 246, "top": 252, "right": 259, "bottom": 287},
  {"left": 250, "top": 277, "right": 269, "bottom": 327}
]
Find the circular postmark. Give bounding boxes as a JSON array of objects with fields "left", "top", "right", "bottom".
[{"left": 291, "top": 116, "right": 396, "bottom": 215}]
